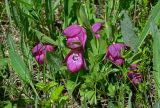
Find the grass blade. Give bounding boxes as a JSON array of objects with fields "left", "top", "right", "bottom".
[
  {"left": 138, "top": 1, "right": 160, "bottom": 49},
  {"left": 151, "top": 23, "right": 160, "bottom": 98}
]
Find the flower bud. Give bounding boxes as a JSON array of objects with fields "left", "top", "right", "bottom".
[
  {"left": 32, "top": 43, "right": 46, "bottom": 56},
  {"left": 92, "top": 22, "right": 102, "bottom": 39},
  {"left": 32, "top": 43, "right": 54, "bottom": 64}
]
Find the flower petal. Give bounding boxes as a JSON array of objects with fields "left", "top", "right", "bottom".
[
  {"left": 114, "top": 58, "right": 124, "bottom": 66},
  {"left": 77, "top": 27, "right": 87, "bottom": 49},
  {"left": 45, "top": 45, "right": 54, "bottom": 52},
  {"left": 128, "top": 72, "right": 142, "bottom": 85},
  {"left": 132, "top": 77, "right": 142, "bottom": 85},
  {"left": 105, "top": 43, "right": 126, "bottom": 66},
  {"left": 35, "top": 54, "right": 45, "bottom": 64},
  {"left": 92, "top": 22, "right": 102, "bottom": 33},
  {"left": 128, "top": 71, "right": 134, "bottom": 79},
  {"left": 108, "top": 43, "right": 124, "bottom": 58},
  {"left": 32, "top": 43, "right": 46, "bottom": 56},
  {"left": 95, "top": 33, "right": 100, "bottom": 39},
  {"left": 67, "top": 37, "right": 82, "bottom": 49},
  {"left": 129, "top": 64, "right": 137, "bottom": 71},
  {"left": 63, "top": 24, "right": 82, "bottom": 38},
  {"left": 66, "top": 51, "right": 83, "bottom": 73}
]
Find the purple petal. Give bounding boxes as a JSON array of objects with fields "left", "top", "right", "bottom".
[
  {"left": 92, "top": 22, "right": 102, "bottom": 33},
  {"left": 77, "top": 27, "right": 87, "bottom": 49},
  {"left": 105, "top": 43, "right": 126, "bottom": 66},
  {"left": 66, "top": 51, "right": 83, "bottom": 73},
  {"left": 45, "top": 45, "right": 54, "bottom": 52},
  {"left": 132, "top": 77, "right": 142, "bottom": 85},
  {"left": 95, "top": 33, "right": 100, "bottom": 39},
  {"left": 128, "top": 71, "right": 134, "bottom": 79},
  {"left": 128, "top": 72, "right": 142, "bottom": 85},
  {"left": 32, "top": 43, "right": 46, "bottom": 56},
  {"left": 114, "top": 58, "right": 124, "bottom": 66},
  {"left": 107, "top": 45, "right": 119, "bottom": 58},
  {"left": 63, "top": 24, "right": 82, "bottom": 38},
  {"left": 32, "top": 43, "right": 43, "bottom": 55},
  {"left": 107, "top": 43, "right": 125, "bottom": 58},
  {"left": 66, "top": 37, "right": 82, "bottom": 49},
  {"left": 108, "top": 55, "right": 114, "bottom": 61},
  {"left": 35, "top": 54, "right": 45, "bottom": 64},
  {"left": 129, "top": 64, "right": 137, "bottom": 71}
]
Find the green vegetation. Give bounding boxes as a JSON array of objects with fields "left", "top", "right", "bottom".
[{"left": 0, "top": 0, "right": 160, "bottom": 107}]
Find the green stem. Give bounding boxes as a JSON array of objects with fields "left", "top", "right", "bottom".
[{"left": 30, "top": 82, "right": 40, "bottom": 99}]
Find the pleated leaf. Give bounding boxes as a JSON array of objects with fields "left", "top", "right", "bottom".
[
  {"left": 7, "top": 34, "right": 31, "bottom": 83},
  {"left": 120, "top": 11, "right": 139, "bottom": 52}
]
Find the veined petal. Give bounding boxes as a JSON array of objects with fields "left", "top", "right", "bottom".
[
  {"left": 128, "top": 71, "right": 134, "bottom": 80},
  {"left": 67, "top": 37, "right": 82, "bottom": 49},
  {"left": 92, "top": 22, "right": 102, "bottom": 33},
  {"left": 35, "top": 54, "right": 45, "bottom": 64},
  {"left": 66, "top": 51, "right": 84, "bottom": 73},
  {"left": 63, "top": 24, "right": 82, "bottom": 38},
  {"left": 107, "top": 43, "right": 124, "bottom": 58},
  {"left": 105, "top": 43, "right": 126, "bottom": 66},
  {"left": 77, "top": 27, "right": 87, "bottom": 49},
  {"left": 32, "top": 43, "right": 46, "bottom": 56}
]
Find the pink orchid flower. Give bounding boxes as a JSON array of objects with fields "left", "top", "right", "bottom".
[
  {"left": 64, "top": 50, "right": 86, "bottom": 73},
  {"left": 63, "top": 24, "right": 87, "bottom": 49},
  {"left": 32, "top": 43, "right": 54, "bottom": 64},
  {"left": 92, "top": 22, "right": 102, "bottom": 39},
  {"left": 104, "top": 43, "right": 126, "bottom": 66}
]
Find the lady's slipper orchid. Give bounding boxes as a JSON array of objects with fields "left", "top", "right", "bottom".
[
  {"left": 32, "top": 43, "right": 54, "bottom": 64},
  {"left": 92, "top": 22, "right": 102, "bottom": 39},
  {"left": 32, "top": 43, "right": 46, "bottom": 56},
  {"left": 63, "top": 24, "right": 87, "bottom": 49},
  {"left": 128, "top": 72, "right": 142, "bottom": 85},
  {"left": 64, "top": 50, "right": 86, "bottom": 73},
  {"left": 104, "top": 43, "right": 126, "bottom": 66}
]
